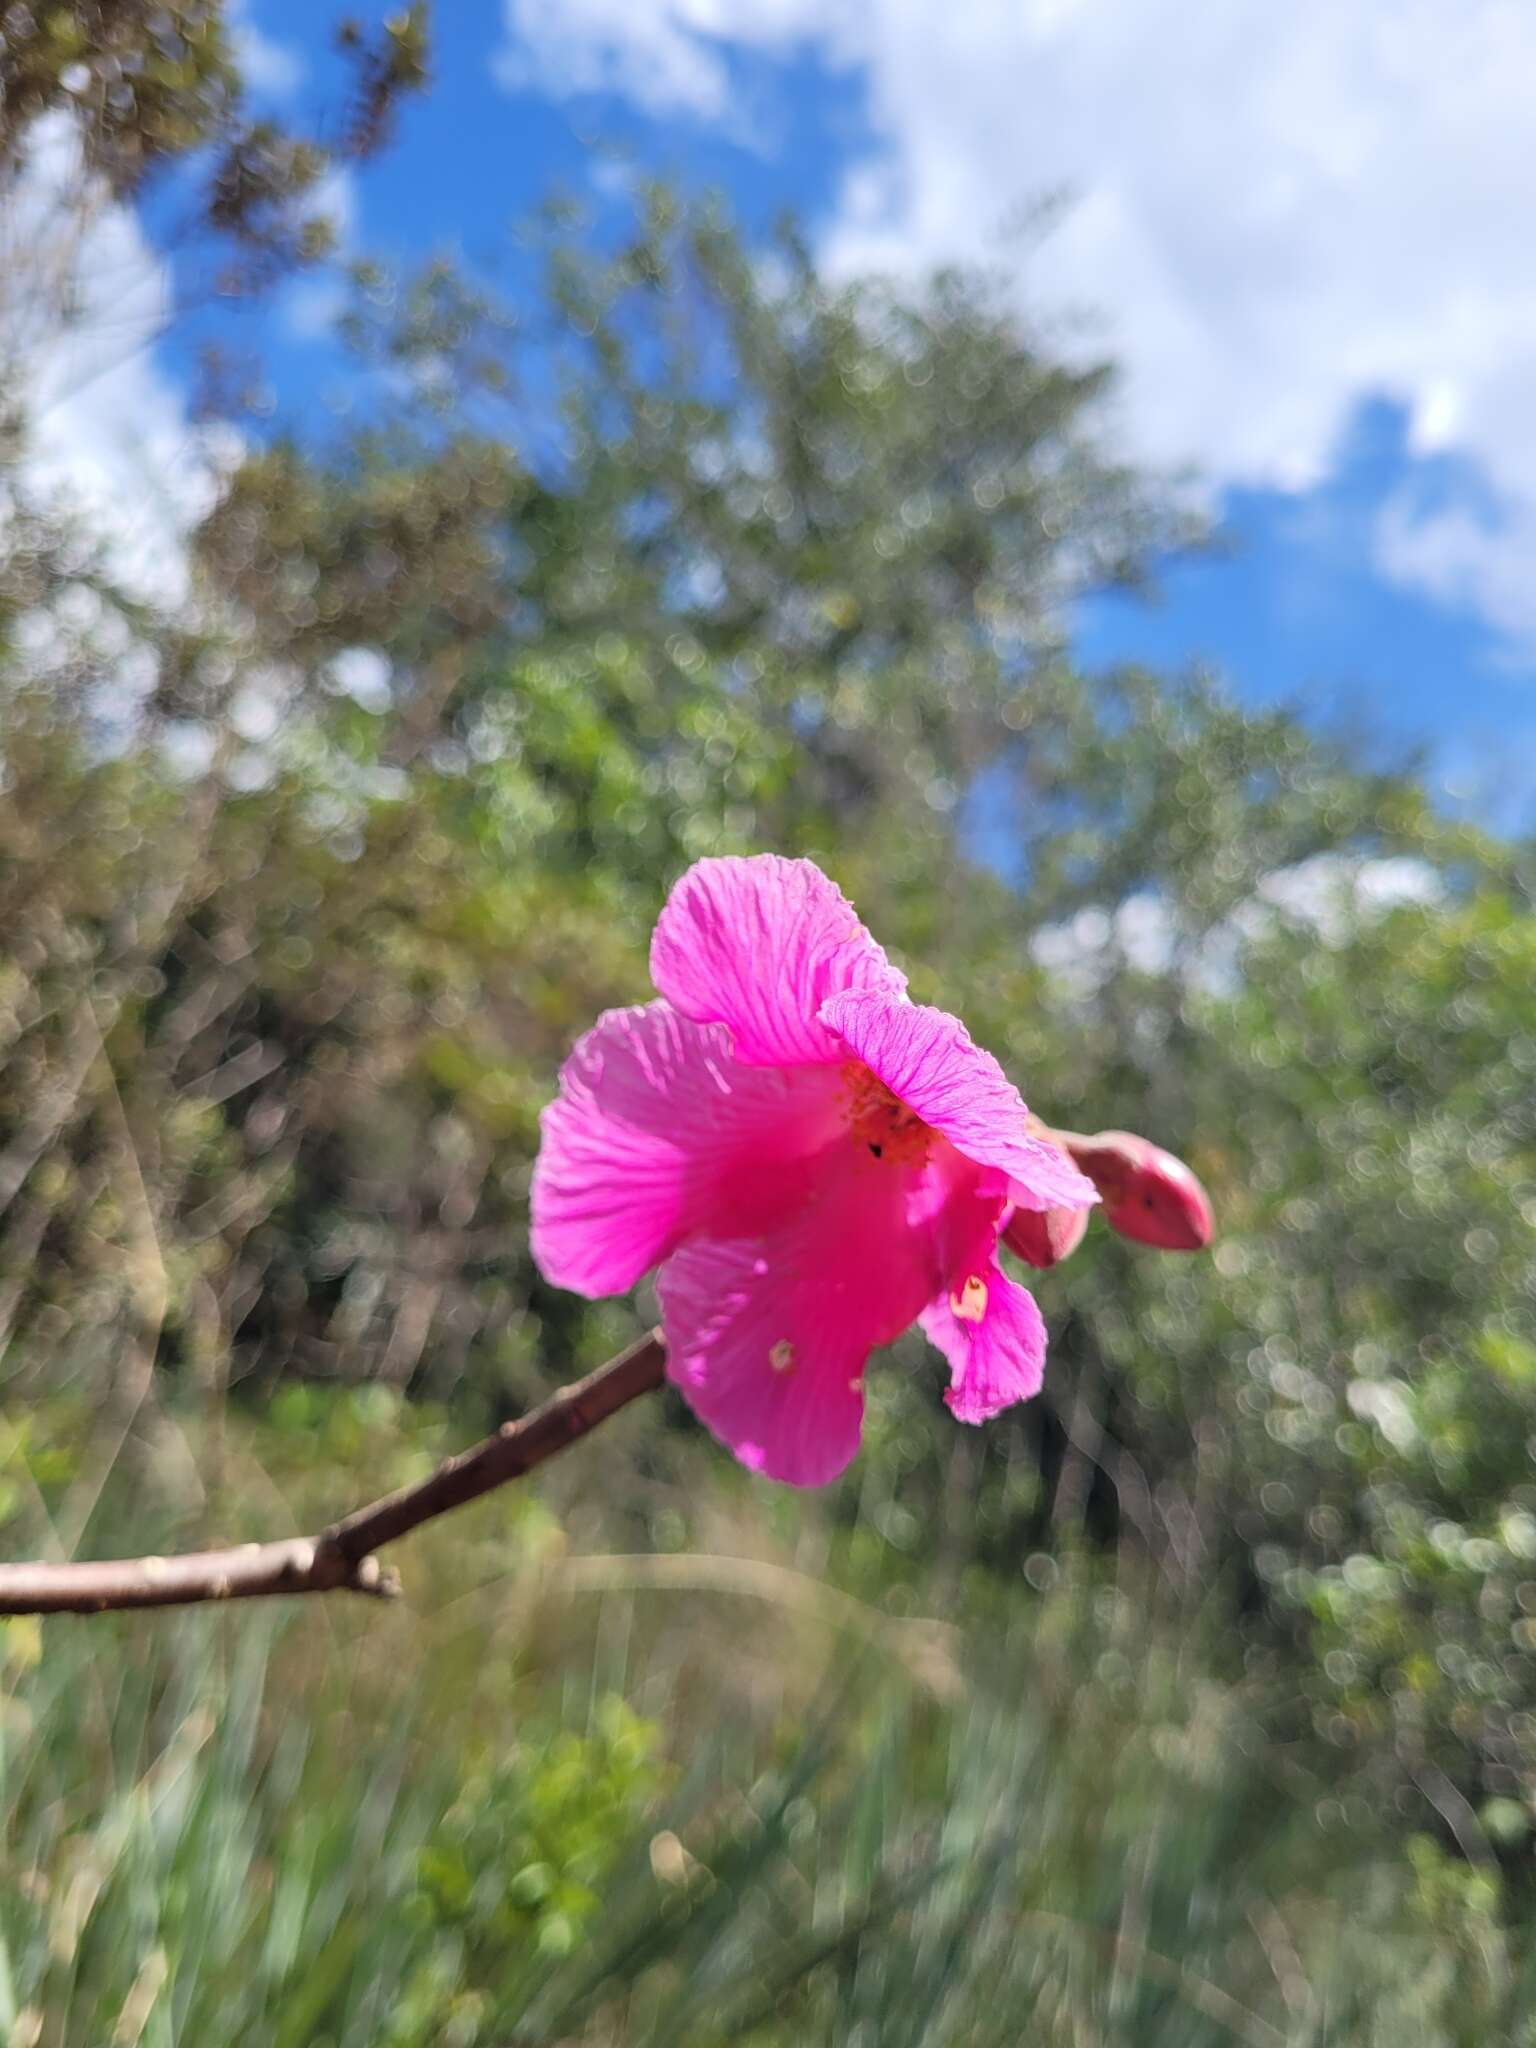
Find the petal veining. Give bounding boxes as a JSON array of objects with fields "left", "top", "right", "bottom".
[
  {"left": 531, "top": 1001, "right": 842, "bottom": 1298},
  {"left": 820, "top": 989, "right": 1099, "bottom": 1210},
  {"left": 651, "top": 855, "right": 906, "bottom": 1067}
]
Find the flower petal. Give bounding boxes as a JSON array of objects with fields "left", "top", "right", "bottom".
[
  {"left": 531, "top": 1002, "right": 843, "bottom": 1298},
  {"left": 919, "top": 1258, "right": 1048, "bottom": 1423},
  {"left": 1001, "top": 1202, "right": 1090, "bottom": 1268},
  {"left": 819, "top": 990, "right": 1099, "bottom": 1210},
  {"left": 658, "top": 1147, "right": 934, "bottom": 1486},
  {"left": 650, "top": 855, "right": 906, "bottom": 1068}
]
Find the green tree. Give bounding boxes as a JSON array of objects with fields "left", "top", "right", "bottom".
[{"left": 3, "top": 10, "right": 1536, "bottom": 1896}]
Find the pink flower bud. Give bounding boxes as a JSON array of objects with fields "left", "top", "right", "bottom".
[
  {"left": 1002, "top": 1201, "right": 1091, "bottom": 1268},
  {"left": 1057, "top": 1129, "right": 1214, "bottom": 1252}
]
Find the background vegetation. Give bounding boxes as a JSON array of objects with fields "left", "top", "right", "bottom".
[{"left": 0, "top": 6, "right": 1533, "bottom": 2039}]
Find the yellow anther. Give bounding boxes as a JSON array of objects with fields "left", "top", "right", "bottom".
[
  {"left": 841, "top": 1061, "right": 931, "bottom": 1167},
  {"left": 951, "top": 1275, "right": 988, "bottom": 1323}
]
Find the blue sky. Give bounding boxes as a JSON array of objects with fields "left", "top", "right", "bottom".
[{"left": 137, "top": 6, "right": 1536, "bottom": 834}]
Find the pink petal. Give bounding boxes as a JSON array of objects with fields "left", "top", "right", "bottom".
[
  {"left": 1001, "top": 1202, "right": 1090, "bottom": 1268},
  {"left": 919, "top": 1258, "right": 1048, "bottom": 1423},
  {"left": 904, "top": 1136, "right": 1009, "bottom": 1271},
  {"left": 650, "top": 856, "right": 906, "bottom": 1068},
  {"left": 910, "top": 1151, "right": 1049, "bottom": 1417},
  {"left": 531, "top": 1002, "right": 843, "bottom": 1298},
  {"left": 657, "top": 1146, "right": 935, "bottom": 1486},
  {"left": 819, "top": 990, "right": 1099, "bottom": 1211}
]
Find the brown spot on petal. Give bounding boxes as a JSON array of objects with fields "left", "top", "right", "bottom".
[
  {"left": 950, "top": 1275, "right": 988, "bottom": 1323},
  {"left": 769, "top": 1339, "right": 796, "bottom": 1374}
]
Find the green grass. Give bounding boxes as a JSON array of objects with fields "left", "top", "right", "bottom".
[{"left": 0, "top": 1400, "right": 1530, "bottom": 2046}]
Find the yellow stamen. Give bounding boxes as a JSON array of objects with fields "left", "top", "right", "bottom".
[
  {"left": 841, "top": 1061, "right": 931, "bottom": 1167},
  {"left": 951, "top": 1275, "right": 988, "bottom": 1323}
]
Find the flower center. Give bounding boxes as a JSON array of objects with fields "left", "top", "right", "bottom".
[{"left": 841, "top": 1062, "right": 931, "bottom": 1168}]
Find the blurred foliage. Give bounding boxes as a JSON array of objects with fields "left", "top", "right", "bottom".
[
  {"left": 1, "top": 0, "right": 1536, "bottom": 2025},
  {"left": 2, "top": 1414, "right": 1536, "bottom": 2045},
  {"left": 0, "top": 0, "right": 427, "bottom": 295}
]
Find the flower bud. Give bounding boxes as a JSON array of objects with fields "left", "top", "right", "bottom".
[
  {"left": 1002, "top": 1201, "right": 1090, "bottom": 1268},
  {"left": 1057, "top": 1129, "right": 1214, "bottom": 1251}
]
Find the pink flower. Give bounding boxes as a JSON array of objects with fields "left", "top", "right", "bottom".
[{"left": 530, "top": 855, "right": 1097, "bottom": 1486}]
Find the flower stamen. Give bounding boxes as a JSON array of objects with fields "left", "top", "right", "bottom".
[
  {"left": 841, "top": 1062, "right": 930, "bottom": 1168},
  {"left": 950, "top": 1275, "right": 988, "bottom": 1323}
]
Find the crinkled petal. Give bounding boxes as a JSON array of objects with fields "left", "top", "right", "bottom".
[
  {"left": 650, "top": 855, "right": 906, "bottom": 1068},
  {"left": 819, "top": 990, "right": 1099, "bottom": 1210},
  {"left": 658, "top": 1147, "right": 934, "bottom": 1486},
  {"left": 920, "top": 1258, "right": 1048, "bottom": 1423},
  {"left": 531, "top": 1002, "right": 843, "bottom": 1298}
]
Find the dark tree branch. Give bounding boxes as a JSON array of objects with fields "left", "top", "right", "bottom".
[{"left": 0, "top": 1330, "right": 667, "bottom": 1616}]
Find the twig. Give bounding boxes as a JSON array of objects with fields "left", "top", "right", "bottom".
[{"left": 0, "top": 1330, "right": 666, "bottom": 1616}]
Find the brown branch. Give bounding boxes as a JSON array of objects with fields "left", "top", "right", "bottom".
[{"left": 0, "top": 1330, "right": 667, "bottom": 1616}]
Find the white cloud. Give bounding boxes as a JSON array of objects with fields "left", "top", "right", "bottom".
[
  {"left": 498, "top": 0, "right": 749, "bottom": 115},
  {"left": 0, "top": 114, "right": 223, "bottom": 609},
  {"left": 500, "top": 0, "right": 1536, "bottom": 654},
  {"left": 280, "top": 166, "right": 359, "bottom": 343},
  {"left": 1031, "top": 893, "right": 1177, "bottom": 994},
  {"left": 1375, "top": 489, "right": 1536, "bottom": 654},
  {"left": 1031, "top": 855, "right": 1444, "bottom": 1000},
  {"left": 228, "top": 1, "right": 306, "bottom": 99},
  {"left": 309, "top": 165, "right": 359, "bottom": 246},
  {"left": 282, "top": 276, "right": 347, "bottom": 341},
  {"left": 1248, "top": 854, "right": 1444, "bottom": 943}
]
